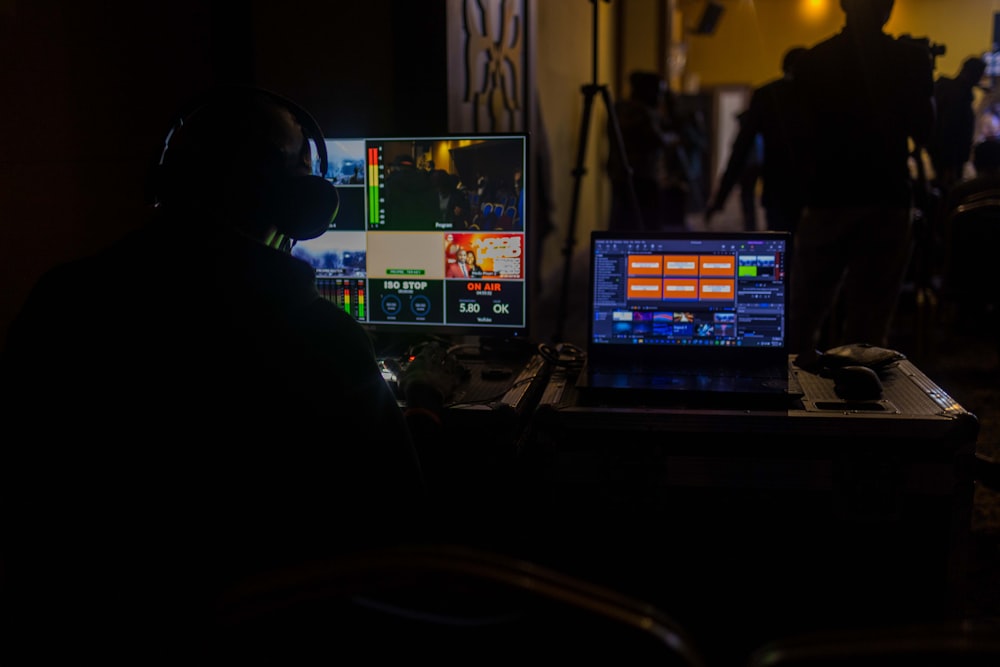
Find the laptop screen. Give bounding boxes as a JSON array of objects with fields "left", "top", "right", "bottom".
[{"left": 588, "top": 230, "right": 791, "bottom": 358}]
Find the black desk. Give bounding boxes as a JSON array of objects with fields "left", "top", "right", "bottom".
[{"left": 513, "top": 356, "right": 979, "bottom": 663}]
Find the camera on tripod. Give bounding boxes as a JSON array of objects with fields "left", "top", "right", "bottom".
[{"left": 897, "top": 34, "right": 947, "bottom": 65}]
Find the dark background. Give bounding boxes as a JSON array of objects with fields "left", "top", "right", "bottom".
[
  {"left": 2, "top": 3, "right": 997, "bottom": 651},
  {"left": 0, "top": 0, "right": 453, "bottom": 348}
]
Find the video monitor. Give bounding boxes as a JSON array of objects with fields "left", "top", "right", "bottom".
[{"left": 293, "top": 134, "right": 529, "bottom": 341}]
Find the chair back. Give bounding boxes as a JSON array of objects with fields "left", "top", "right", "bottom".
[
  {"left": 206, "top": 543, "right": 708, "bottom": 666},
  {"left": 942, "top": 196, "right": 1000, "bottom": 319},
  {"left": 746, "top": 618, "right": 1000, "bottom": 667}
]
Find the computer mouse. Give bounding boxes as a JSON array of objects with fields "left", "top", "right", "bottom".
[{"left": 833, "top": 365, "right": 884, "bottom": 400}]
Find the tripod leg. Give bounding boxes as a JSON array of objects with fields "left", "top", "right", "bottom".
[
  {"left": 554, "top": 82, "right": 644, "bottom": 343},
  {"left": 554, "top": 83, "right": 599, "bottom": 342},
  {"left": 600, "top": 86, "right": 644, "bottom": 231}
]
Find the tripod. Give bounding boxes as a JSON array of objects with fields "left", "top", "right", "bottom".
[{"left": 553, "top": 0, "right": 641, "bottom": 343}]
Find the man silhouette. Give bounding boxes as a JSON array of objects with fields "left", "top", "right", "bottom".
[
  {"left": 789, "top": 0, "right": 935, "bottom": 366},
  {"left": 607, "top": 70, "right": 682, "bottom": 231},
  {"left": 0, "top": 86, "right": 432, "bottom": 662},
  {"left": 928, "top": 55, "right": 988, "bottom": 194},
  {"left": 946, "top": 136, "right": 1000, "bottom": 211},
  {"left": 705, "top": 46, "right": 809, "bottom": 234}
]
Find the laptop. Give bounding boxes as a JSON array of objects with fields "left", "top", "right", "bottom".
[{"left": 575, "top": 229, "right": 802, "bottom": 410}]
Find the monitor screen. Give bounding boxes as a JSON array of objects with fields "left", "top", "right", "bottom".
[{"left": 293, "top": 134, "right": 529, "bottom": 341}]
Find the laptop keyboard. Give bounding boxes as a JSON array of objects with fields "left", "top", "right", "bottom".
[{"left": 605, "top": 362, "right": 786, "bottom": 380}]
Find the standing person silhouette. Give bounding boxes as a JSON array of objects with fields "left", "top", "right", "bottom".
[
  {"left": 975, "top": 91, "right": 1000, "bottom": 143},
  {"left": 0, "top": 85, "right": 449, "bottom": 662},
  {"left": 606, "top": 70, "right": 682, "bottom": 231},
  {"left": 705, "top": 46, "right": 809, "bottom": 234},
  {"left": 728, "top": 113, "right": 765, "bottom": 231},
  {"left": 664, "top": 88, "right": 709, "bottom": 217},
  {"left": 945, "top": 136, "right": 1000, "bottom": 211},
  {"left": 927, "top": 56, "right": 988, "bottom": 195},
  {"left": 789, "top": 0, "right": 935, "bottom": 367}
]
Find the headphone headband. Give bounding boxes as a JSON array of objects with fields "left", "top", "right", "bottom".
[{"left": 151, "top": 85, "right": 338, "bottom": 241}]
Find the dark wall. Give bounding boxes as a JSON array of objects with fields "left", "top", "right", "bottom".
[
  {"left": 250, "top": 0, "right": 448, "bottom": 137},
  {"left": 0, "top": 0, "right": 450, "bottom": 346},
  {"left": 387, "top": 1, "right": 449, "bottom": 135},
  {"left": 0, "top": 2, "right": 212, "bottom": 347}
]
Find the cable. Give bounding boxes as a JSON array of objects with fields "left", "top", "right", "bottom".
[{"left": 537, "top": 342, "right": 586, "bottom": 368}]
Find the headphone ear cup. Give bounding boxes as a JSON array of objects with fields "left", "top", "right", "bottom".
[
  {"left": 151, "top": 85, "right": 336, "bottom": 238},
  {"left": 263, "top": 175, "right": 340, "bottom": 241}
]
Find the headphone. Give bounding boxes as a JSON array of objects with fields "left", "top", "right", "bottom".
[{"left": 151, "top": 85, "right": 339, "bottom": 242}]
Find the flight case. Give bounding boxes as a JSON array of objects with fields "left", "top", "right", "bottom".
[{"left": 515, "top": 357, "right": 980, "bottom": 655}]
